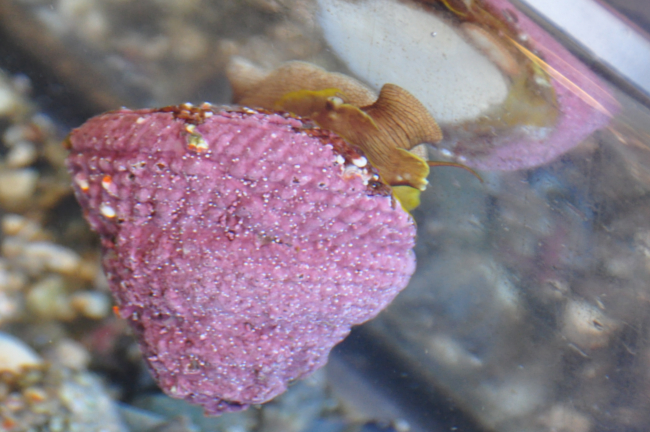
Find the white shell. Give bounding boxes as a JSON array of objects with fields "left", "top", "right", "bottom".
[{"left": 318, "top": 0, "right": 509, "bottom": 124}]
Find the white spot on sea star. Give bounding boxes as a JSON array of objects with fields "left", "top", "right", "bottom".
[
  {"left": 100, "top": 203, "right": 116, "bottom": 218},
  {"left": 352, "top": 157, "right": 367, "bottom": 167}
]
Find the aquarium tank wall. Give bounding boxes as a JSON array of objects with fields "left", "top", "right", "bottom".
[{"left": 0, "top": 1, "right": 649, "bottom": 431}]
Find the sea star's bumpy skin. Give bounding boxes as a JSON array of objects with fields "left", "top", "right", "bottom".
[{"left": 66, "top": 104, "right": 416, "bottom": 415}]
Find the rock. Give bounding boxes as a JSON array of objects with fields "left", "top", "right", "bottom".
[
  {"left": 70, "top": 290, "right": 111, "bottom": 319},
  {"left": 5, "top": 140, "right": 38, "bottom": 168},
  {"left": 2, "top": 238, "right": 82, "bottom": 275},
  {"left": 26, "top": 275, "right": 75, "bottom": 321},
  {"left": 562, "top": 300, "right": 619, "bottom": 350},
  {"left": 0, "top": 332, "right": 42, "bottom": 373},
  {"left": 0, "top": 168, "right": 39, "bottom": 208},
  {"left": 44, "top": 338, "right": 91, "bottom": 370}
]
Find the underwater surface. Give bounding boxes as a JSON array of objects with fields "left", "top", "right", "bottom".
[{"left": 0, "top": 0, "right": 649, "bottom": 431}]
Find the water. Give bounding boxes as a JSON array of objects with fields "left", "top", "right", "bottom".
[{"left": 1, "top": 0, "right": 649, "bottom": 431}]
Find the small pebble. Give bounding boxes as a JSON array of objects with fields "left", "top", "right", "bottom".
[
  {"left": 562, "top": 300, "right": 619, "bottom": 350},
  {"left": 427, "top": 334, "right": 483, "bottom": 370},
  {"left": 476, "top": 376, "right": 547, "bottom": 427},
  {"left": 0, "top": 77, "right": 29, "bottom": 119},
  {"left": 75, "top": 256, "right": 102, "bottom": 283},
  {"left": 0, "top": 84, "right": 18, "bottom": 115},
  {"left": 0, "top": 291, "right": 19, "bottom": 324},
  {"left": 0, "top": 259, "right": 27, "bottom": 292},
  {"left": 0, "top": 362, "right": 128, "bottom": 432},
  {"left": 26, "top": 275, "right": 75, "bottom": 321},
  {"left": 26, "top": 242, "right": 81, "bottom": 274},
  {"left": 393, "top": 418, "right": 410, "bottom": 432},
  {"left": 0, "top": 168, "right": 39, "bottom": 207},
  {"left": 1, "top": 213, "right": 47, "bottom": 240},
  {"left": 539, "top": 404, "right": 591, "bottom": 432},
  {"left": 70, "top": 290, "right": 111, "bottom": 319},
  {"left": 3, "top": 124, "right": 31, "bottom": 146},
  {"left": 5, "top": 140, "right": 38, "bottom": 168},
  {"left": 23, "top": 385, "right": 48, "bottom": 404},
  {"left": 0, "top": 332, "right": 42, "bottom": 373},
  {"left": 3, "top": 238, "right": 82, "bottom": 275},
  {"left": 44, "top": 338, "right": 91, "bottom": 370}
]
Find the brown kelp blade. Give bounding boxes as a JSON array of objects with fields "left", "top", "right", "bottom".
[
  {"left": 226, "top": 59, "right": 446, "bottom": 199},
  {"left": 392, "top": 185, "right": 422, "bottom": 212},
  {"left": 276, "top": 84, "right": 439, "bottom": 192},
  {"left": 363, "top": 84, "right": 442, "bottom": 150},
  {"left": 427, "top": 161, "right": 484, "bottom": 183},
  {"left": 230, "top": 60, "right": 377, "bottom": 109}
]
